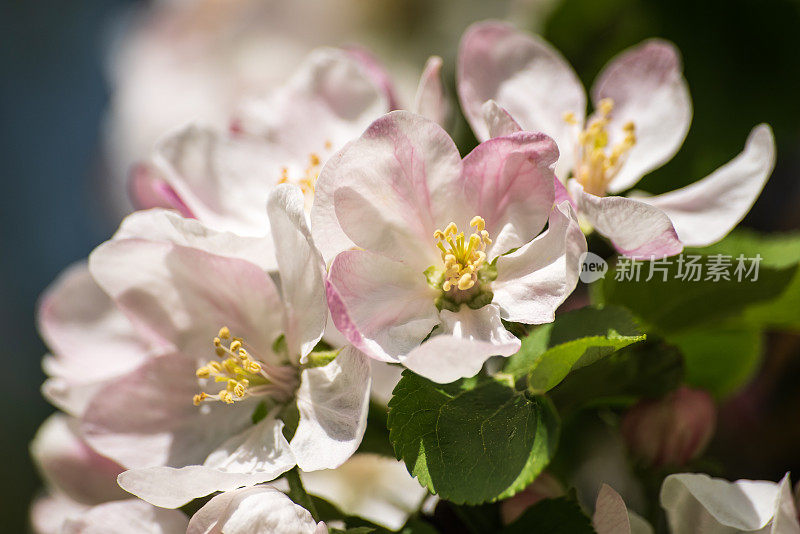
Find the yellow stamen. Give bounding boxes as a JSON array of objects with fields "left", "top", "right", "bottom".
[
  {"left": 193, "top": 326, "right": 270, "bottom": 406},
  {"left": 566, "top": 98, "right": 637, "bottom": 196},
  {"left": 433, "top": 216, "right": 492, "bottom": 292}
]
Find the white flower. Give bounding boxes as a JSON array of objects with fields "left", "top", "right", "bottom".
[{"left": 81, "top": 186, "right": 370, "bottom": 508}]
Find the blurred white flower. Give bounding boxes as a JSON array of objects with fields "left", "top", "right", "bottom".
[{"left": 661, "top": 473, "right": 800, "bottom": 534}]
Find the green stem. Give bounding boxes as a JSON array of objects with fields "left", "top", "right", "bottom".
[{"left": 285, "top": 466, "right": 319, "bottom": 522}]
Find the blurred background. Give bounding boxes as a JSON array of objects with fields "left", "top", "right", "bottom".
[{"left": 1, "top": 0, "right": 799, "bottom": 531}]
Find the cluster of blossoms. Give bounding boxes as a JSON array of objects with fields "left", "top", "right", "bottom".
[{"left": 31, "top": 19, "right": 795, "bottom": 534}]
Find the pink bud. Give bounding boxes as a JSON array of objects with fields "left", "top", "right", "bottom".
[
  {"left": 500, "top": 472, "right": 564, "bottom": 525},
  {"left": 622, "top": 386, "right": 716, "bottom": 468}
]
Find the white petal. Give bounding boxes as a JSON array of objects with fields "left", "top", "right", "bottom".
[
  {"left": 401, "top": 305, "right": 520, "bottom": 383},
  {"left": 493, "top": 201, "right": 586, "bottom": 324},
  {"left": 81, "top": 352, "right": 255, "bottom": 470},
  {"left": 369, "top": 360, "right": 404, "bottom": 405},
  {"left": 327, "top": 250, "right": 440, "bottom": 362},
  {"left": 152, "top": 125, "right": 289, "bottom": 236},
  {"left": 592, "top": 39, "right": 692, "bottom": 193},
  {"left": 481, "top": 100, "right": 523, "bottom": 138},
  {"left": 458, "top": 21, "right": 586, "bottom": 180},
  {"left": 30, "top": 493, "right": 87, "bottom": 534},
  {"left": 569, "top": 180, "right": 683, "bottom": 259},
  {"left": 633, "top": 124, "right": 776, "bottom": 247},
  {"left": 61, "top": 499, "right": 188, "bottom": 534},
  {"left": 114, "top": 208, "right": 277, "bottom": 271},
  {"left": 203, "top": 415, "right": 297, "bottom": 477},
  {"left": 37, "top": 262, "right": 150, "bottom": 414},
  {"left": 187, "top": 486, "right": 319, "bottom": 534},
  {"left": 291, "top": 346, "right": 371, "bottom": 471},
  {"left": 301, "top": 453, "right": 428, "bottom": 531},
  {"left": 119, "top": 453, "right": 292, "bottom": 510},
  {"left": 234, "top": 47, "right": 388, "bottom": 155},
  {"left": 413, "top": 56, "right": 450, "bottom": 127},
  {"left": 30, "top": 414, "right": 125, "bottom": 505},
  {"left": 311, "top": 110, "right": 464, "bottom": 266},
  {"left": 89, "top": 239, "right": 283, "bottom": 362},
  {"left": 660, "top": 472, "right": 800, "bottom": 533},
  {"left": 267, "top": 185, "right": 327, "bottom": 360}
]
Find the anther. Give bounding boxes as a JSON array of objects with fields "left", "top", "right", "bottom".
[{"left": 218, "top": 327, "right": 231, "bottom": 339}]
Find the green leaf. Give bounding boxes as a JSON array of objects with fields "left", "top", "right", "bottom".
[
  {"left": 501, "top": 497, "right": 596, "bottom": 534},
  {"left": 504, "top": 306, "right": 645, "bottom": 392},
  {"left": 742, "top": 268, "right": 800, "bottom": 330},
  {"left": 667, "top": 322, "right": 763, "bottom": 398},
  {"left": 595, "top": 251, "right": 797, "bottom": 335},
  {"left": 549, "top": 339, "right": 684, "bottom": 412},
  {"left": 387, "top": 372, "right": 559, "bottom": 505},
  {"left": 687, "top": 229, "right": 800, "bottom": 269}
]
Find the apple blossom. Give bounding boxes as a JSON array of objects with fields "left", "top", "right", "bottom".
[
  {"left": 29, "top": 413, "right": 188, "bottom": 534},
  {"left": 130, "top": 47, "right": 450, "bottom": 240},
  {"left": 81, "top": 186, "right": 371, "bottom": 508},
  {"left": 458, "top": 21, "right": 776, "bottom": 258},
  {"left": 186, "top": 486, "right": 327, "bottom": 534},
  {"left": 660, "top": 473, "right": 800, "bottom": 533},
  {"left": 313, "top": 111, "right": 586, "bottom": 383},
  {"left": 129, "top": 47, "right": 389, "bottom": 235}
]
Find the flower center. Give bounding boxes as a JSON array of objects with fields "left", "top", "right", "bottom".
[
  {"left": 564, "top": 98, "right": 636, "bottom": 196},
  {"left": 193, "top": 326, "right": 297, "bottom": 406},
  {"left": 433, "top": 216, "right": 492, "bottom": 292},
  {"left": 277, "top": 141, "right": 332, "bottom": 210}
]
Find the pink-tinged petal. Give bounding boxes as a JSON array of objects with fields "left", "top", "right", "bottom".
[
  {"left": 633, "top": 124, "right": 776, "bottom": 247},
  {"left": 312, "top": 110, "right": 464, "bottom": 267},
  {"left": 554, "top": 175, "right": 575, "bottom": 210},
  {"left": 593, "top": 484, "right": 633, "bottom": 534},
  {"left": 114, "top": 208, "right": 277, "bottom": 272},
  {"left": 153, "top": 125, "right": 289, "bottom": 236},
  {"left": 89, "top": 239, "right": 283, "bottom": 360},
  {"left": 37, "top": 262, "right": 151, "bottom": 415},
  {"left": 569, "top": 181, "right": 683, "bottom": 259},
  {"left": 30, "top": 493, "right": 87, "bottom": 534},
  {"left": 118, "top": 466, "right": 287, "bottom": 510},
  {"left": 268, "top": 185, "right": 327, "bottom": 361},
  {"left": 592, "top": 39, "right": 692, "bottom": 193},
  {"left": 234, "top": 47, "right": 389, "bottom": 155},
  {"left": 128, "top": 162, "right": 194, "bottom": 217},
  {"left": 413, "top": 56, "right": 450, "bottom": 127},
  {"left": 493, "top": 201, "right": 586, "bottom": 324},
  {"left": 30, "top": 414, "right": 126, "bottom": 505},
  {"left": 345, "top": 45, "right": 401, "bottom": 110},
  {"left": 61, "top": 499, "right": 189, "bottom": 534},
  {"left": 301, "top": 453, "right": 428, "bottom": 531},
  {"left": 481, "top": 100, "right": 522, "bottom": 138},
  {"left": 327, "top": 250, "right": 440, "bottom": 362},
  {"left": 187, "top": 486, "right": 320, "bottom": 534},
  {"left": 458, "top": 21, "right": 586, "bottom": 180},
  {"left": 462, "top": 131, "right": 557, "bottom": 258},
  {"left": 291, "top": 346, "right": 371, "bottom": 471},
  {"left": 81, "top": 352, "right": 255, "bottom": 470},
  {"left": 401, "top": 305, "right": 520, "bottom": 383}
]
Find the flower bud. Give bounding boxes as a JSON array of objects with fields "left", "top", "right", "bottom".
[
  {"left": 621, "top": 386, "right": 716, "bottom": 468},
  {"left": 500, "top": 472, "right": 564, "bottom": 524}
]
